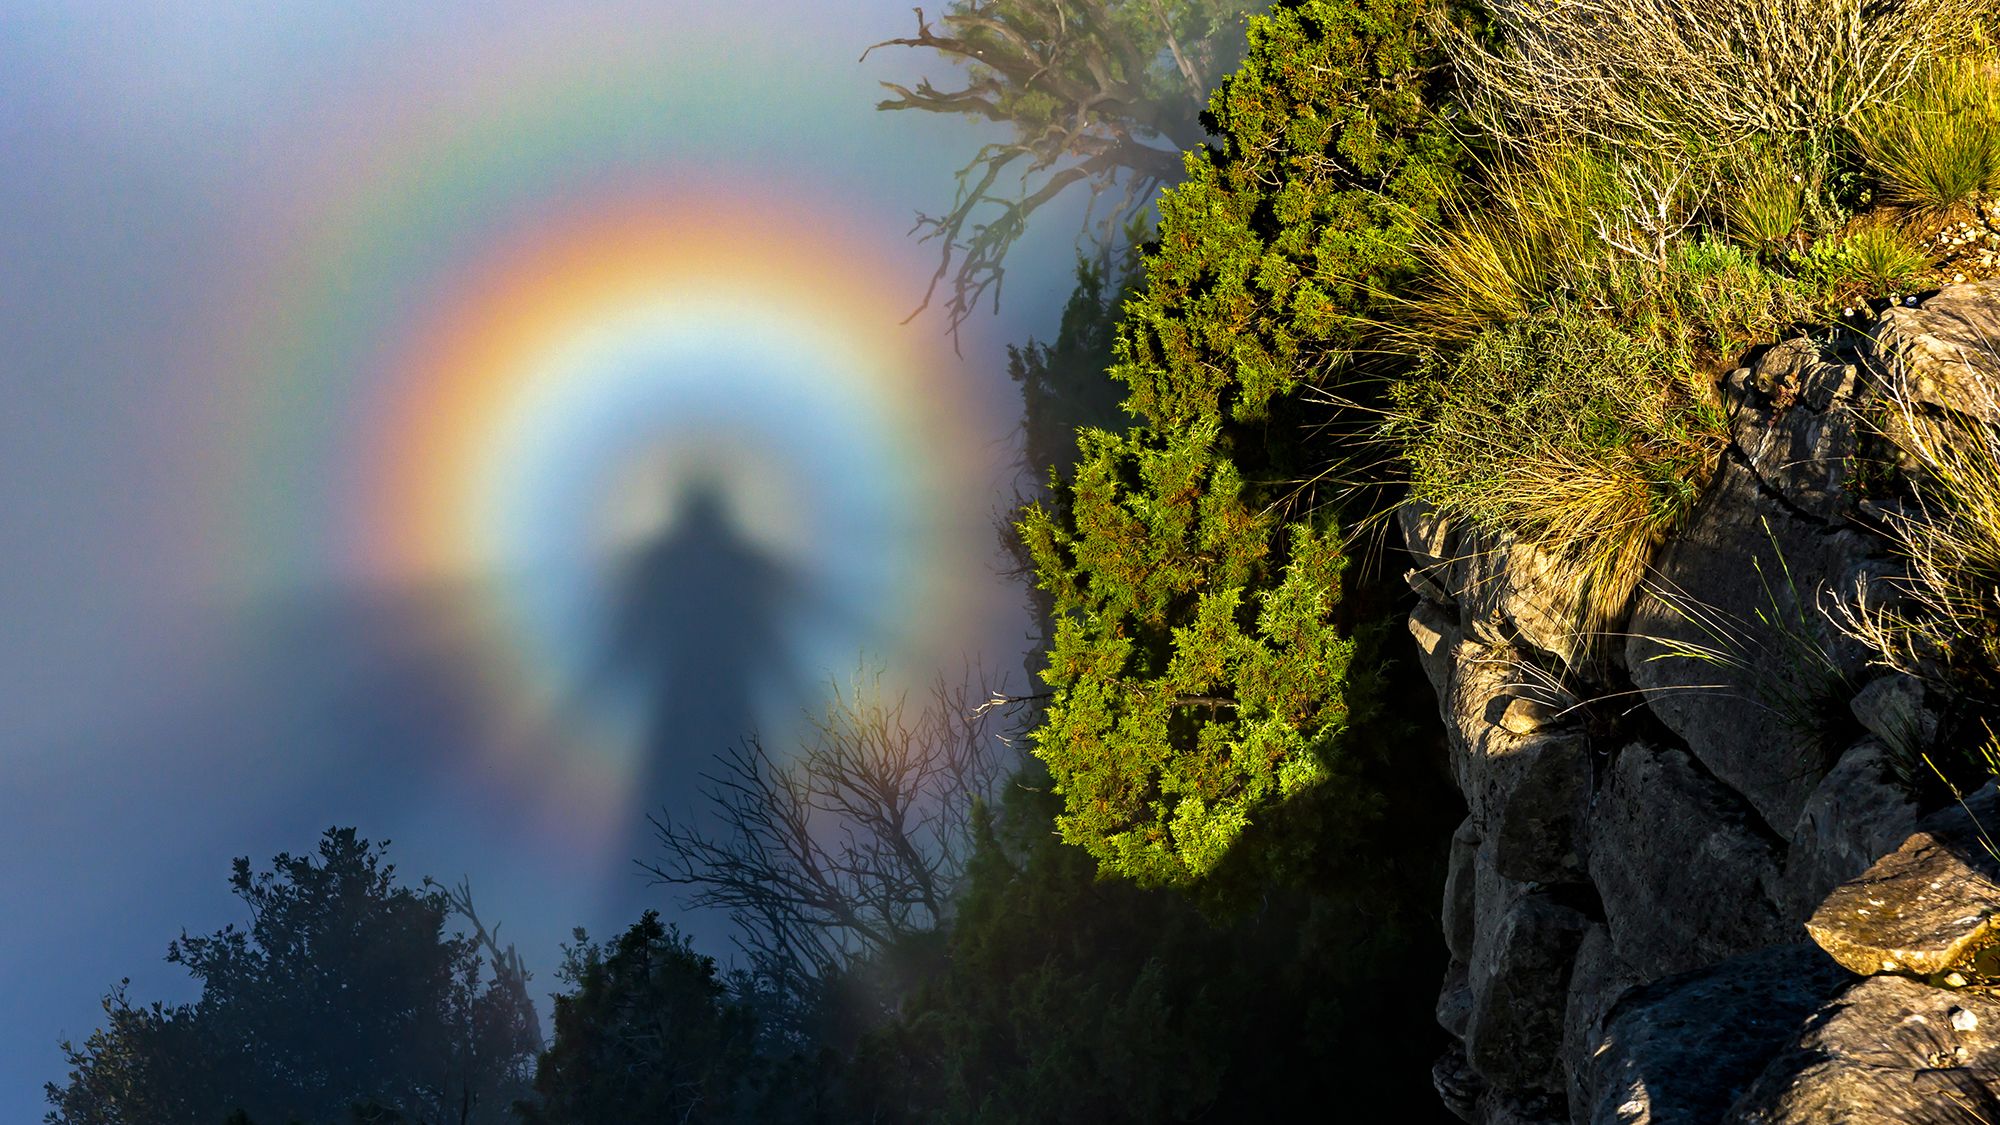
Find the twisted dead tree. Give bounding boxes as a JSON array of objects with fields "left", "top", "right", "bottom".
[
  {"left": 864, "top": 1, "right": 1261, "bottom": 332},
  {"left": 642, "top": 672, "right": 1010, "bottom": 1028}
]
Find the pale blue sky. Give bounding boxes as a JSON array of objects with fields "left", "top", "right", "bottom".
[{"left": 0, "top": 3, "right": 1095, "bottom": 1115}]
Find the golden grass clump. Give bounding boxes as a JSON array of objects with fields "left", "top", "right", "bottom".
[
  {"left": 1388, "top": 311, "right": 1728, "bottom": 637},
  {"left": 1414, "top": 148, "right": 1621, "bottom": 339},
  {"left": 1723, "top": 162, "right": 1809, "bottom": 254}
]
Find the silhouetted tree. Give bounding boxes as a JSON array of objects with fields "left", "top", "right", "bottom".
[
  {"left": 643, "top": 673, "right": 1007, "bottom": 1036},
  {"left": 866, "top": 0, "right": 1266, "bottom": 330},
  {"left": 843, "top": 763, "right": 1456, "bottom": 1123},
  {"left": 518, "top": 913, "right": 771, "bottom": 1125},
  {"left": 44, "top": 829, "right": 539, "bottom": 1125},
  {"left": 1009, "top": 245, "right": 1142, "bottom": 487}
]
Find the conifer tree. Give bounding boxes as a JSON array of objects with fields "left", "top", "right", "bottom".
[{"left": 1019, "top": 0, "right": 1462, "bottom": 885}]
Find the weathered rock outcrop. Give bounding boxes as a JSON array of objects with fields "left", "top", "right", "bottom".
[
  {"left": 1585, "top": 944, "right": 1851, "bottom": 1124},
  {"left": 1806, "top": 785, "right": 2000, "bottom": 979},
  {"left": 1873, "top": 278, "right": 2000, "bottom": 424},
  {"left": 1409, "top": 282, "right": 2000, "bottom": 1123}
]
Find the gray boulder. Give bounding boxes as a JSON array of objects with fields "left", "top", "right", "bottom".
[
  {"left": 1434, "top": 638, "right": 1591, "bottom": 883},
  {"left": 1847, "top": 674, "right": 1940, "bottom": 759},
  {"left": 1444, "top": 817, "right": 1480, "bottom": 963},
  {"left": 1626, "top": 335, "right": 1880, "bottom": 834},
  {"left": 1588, "top": 742, "right": 1790, "bottom": 980},
  {"left": 1807, "top": 784, "right": 2000, "bottom": 978},
  {"left": 1727, "top": 974, "right": 2000, "bottom": 1123},
  {"left": 1780, "top": 738, "right": 1921, "bottom": 926},
  {"left": 1466, "top": 891, "right": 1595, "bottom": 1096},
  {"left": 1400, "top": 500, "right": 1592, "bottom": 665},
  {"left": 1586, "top": 944, "right": 1852, "bottom": 1125},
  {"left": 1871, "top": 279, "right": 2000, "bottom": 424},
  {"left": 1623, "top": 470, "right": 1874, "bottom": 835},
  {"left": 1562, "top": 925, "right": 1641, "bottom": 1125}
]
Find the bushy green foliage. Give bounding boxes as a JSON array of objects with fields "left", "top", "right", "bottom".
[
  {"left": 1793, "top": 221, "right": 1930, "bottom": 299},
  {"left": 1024, "top": 421, "right": 1367, "bottom": 883},
  {"left": 1020, "top": 0, "right": 1460, "bottom": 886},
  {"left": 1116, "top": 0, "right": 1462, "bottom": 429},
  {"left": 44, "top": 830, "right": 538, "bottom": 1125}
]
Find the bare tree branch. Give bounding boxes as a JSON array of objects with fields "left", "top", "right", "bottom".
[
  {"left": 641, "top": 670, "right": 1012, "bottom": 1027},
  {"left": 864, "top": 1, "right": 1259, "bottom": 335}
]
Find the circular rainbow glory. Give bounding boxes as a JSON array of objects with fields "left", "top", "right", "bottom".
[{"left": 231, "top": 188, "right": 1001, "bottom": 832}]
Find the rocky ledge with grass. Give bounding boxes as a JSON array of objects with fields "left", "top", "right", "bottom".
[{"left": 1408, "top": 280, "right": 2000, "bottom": 1123}]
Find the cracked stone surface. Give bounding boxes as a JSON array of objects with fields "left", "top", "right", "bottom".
[
  {"left": 1727, "top": 974, "right": 2000, "bottom": 1123},
  {"left": 1466, "top": 891, "right": 1594, "bottom": 1096},
  {"left": 1781, "top": 738, "right": 1922, "bottom": 927},
  {"left": 1871, "top": 279, "right": 2000, "bottom": 424},
  {"left": 1400, "top": 500, "right": 1591, "bottom": 665},
  {"left": 1624, "top": 469, "right": 1877, "bottom": 834},
  {"left": 1588, "top": 742, "right": 1790, "bottom": 980}
]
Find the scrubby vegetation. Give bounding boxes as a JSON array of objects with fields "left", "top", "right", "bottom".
[
  {"left": 1841, "top": 362, "right": 2000, "bottom": 759},
  {"left": 52, "top": 2, "right": 2000, "bottom": 1122},
  {"left": 1010, "top": 0, "right": 2000, "bottom": 882},
  {"left": 1019, "top": 0, "right": 1460, "bottom": 884}
]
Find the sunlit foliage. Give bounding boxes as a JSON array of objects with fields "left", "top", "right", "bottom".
[{"left": 1020, "top": 0, "right": 1459, "bottom": 885}]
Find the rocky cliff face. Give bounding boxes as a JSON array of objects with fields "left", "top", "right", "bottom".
[{"left": 1409, "top": 281, "right": 2000, "bottom": 1123}]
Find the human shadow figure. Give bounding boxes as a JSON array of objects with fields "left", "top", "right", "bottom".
[{"left": 596, "top": 478, "right": 814, "bottom": 921}]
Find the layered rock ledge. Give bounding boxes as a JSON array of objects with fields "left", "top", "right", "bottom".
[{"left": 1408, "top": 282, "right": 2000, "bottom": 1123}]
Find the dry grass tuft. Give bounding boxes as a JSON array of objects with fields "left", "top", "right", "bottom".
[
  {"left": 1437, "top": 0, "right": 1989, "bottom": 167},
  {"left": 1389, "top": 311, "right": 1727, "bottom": 638},
  {"left": 1838, "top": 340, "right": 2000, "bottom": 704}
]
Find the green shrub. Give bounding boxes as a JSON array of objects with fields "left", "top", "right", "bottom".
[
  {"left": 1021, "top": 423, "right": 1366, "bottom": 885},
  {"left": 1415, "top": 145, "right": 1813, "bottom": 356},
  {"left": 1858, "top": 52, "right": 2000, "bottom": 223},
  {"left": 1792, "top": 221, "right": 1931, "bottom": 300},
  {"left": 1646, "top": 236, "right": 1816, "bottom": 363},
  {"left": 1020, "top": 0, "right": 1460, "bottom": 886},
  {"left": 1114, "top": 0, "right": 1462, "bottom": 431}
]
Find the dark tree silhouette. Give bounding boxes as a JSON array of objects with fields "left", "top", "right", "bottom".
[
  {"left": 43, "top": 829, "right": 539, "bottom": 1125},
  {"left": 518, "top": 912, "right": 768, "bottom": 1125}
]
